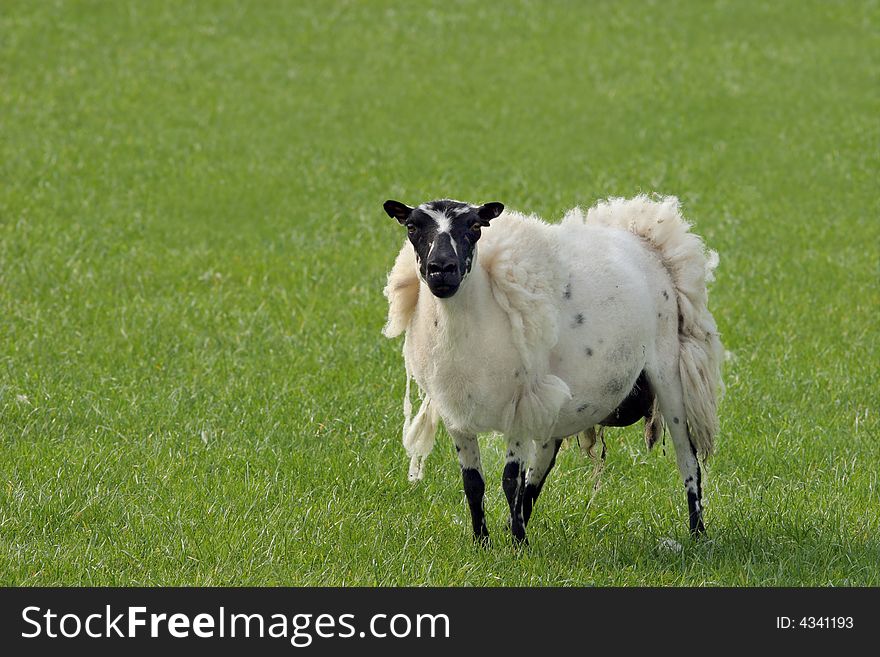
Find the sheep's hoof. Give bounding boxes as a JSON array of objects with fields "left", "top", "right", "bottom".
[
  {"left": 689, "top": 515, "right": 707, "bottom": 537},
  {"left": 690, "top": 525, "right": 707, "bottom": 538},
  {"left": 510, "top": 521, "right": 528, "bottom": 546},
  {"left": 472, "top": 521, "right": 490, "bottom": 545}
]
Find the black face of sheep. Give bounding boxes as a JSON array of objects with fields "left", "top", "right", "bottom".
[{"left": 383, "top": 199, "right": 504, "bottom": 298}]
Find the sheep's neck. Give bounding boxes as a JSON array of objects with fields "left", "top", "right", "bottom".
[{"left": 429, "top": 261, "right": 494, "bottom": 336}]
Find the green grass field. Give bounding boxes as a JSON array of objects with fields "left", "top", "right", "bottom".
[{"left": 2, "top": 0, "right": 877, "bottom": 586}]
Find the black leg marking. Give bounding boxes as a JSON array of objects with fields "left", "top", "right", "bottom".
[
  {"left": 502, "top": 461, "right": 519, "bottom": 508},
  {"left": 522, "top": 484, "right": 537, "bottom": 527},
  {"left": 687, "top": 488, "right": 706, "bottom": 535},
  {"left": 523, "top": 439, "right": 562, "bottom": 526},
  {"left": 687, "top": 440, "right": 706, "bottom": 536},
  {"left": 502, "top": 461, "right": 527, "bottom": 543},
  {"left": 450, "top": 431, "right": 487, "bottom": 543},
  {"left": 461, "top": 468, "right": 489, "bottom": 541}
]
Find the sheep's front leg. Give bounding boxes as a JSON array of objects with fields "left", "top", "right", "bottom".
[
  {"left": 523, "top": 439, "right": 563, "bottom": 527},
  {"left": 502, "top": 437, "right": 530, "bottom": 544},
  {"left": 449, "top": 430, "right": 489, "bottom": 542}
]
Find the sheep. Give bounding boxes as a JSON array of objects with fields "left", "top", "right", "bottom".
[{"left": 382, "top": 196, "right": 723, "bottom": 544}]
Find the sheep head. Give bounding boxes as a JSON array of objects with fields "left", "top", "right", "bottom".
[{"left": 383, "top": 198, "right": 504, "bottom": 298}]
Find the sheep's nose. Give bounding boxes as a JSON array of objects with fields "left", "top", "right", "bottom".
[{"left": 427, "top": 260, "right": 457, "bottom": 275}]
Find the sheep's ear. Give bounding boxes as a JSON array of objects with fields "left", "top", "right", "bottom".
[
  {"left": 476, "top": 202, "right": 504, "bottom": 225},
  {"left": 384, "top": 200, "right": 414, "bottom": 224}
]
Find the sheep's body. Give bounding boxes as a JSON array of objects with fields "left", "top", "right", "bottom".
[
  {"left": 401, "top": 219, "right": 668, "bottom": 436},
  {"left": 383, "top": 195, "right": 723, "bottom": 542}
]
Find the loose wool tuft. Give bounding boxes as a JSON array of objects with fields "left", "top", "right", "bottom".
[
  {"left": 401, "top": 384, "right": 438, "bottom": 481},
  {"left": 382, "top": 240, "right": 419, "bottom": 339},
  {"left": 383, "top": 245, "right": 431, "bottom": 479}
]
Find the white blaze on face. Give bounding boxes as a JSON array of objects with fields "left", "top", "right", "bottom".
[
  {"left": 421, "top": 207, "right": 451, "bottom": 233},
  {"left": 420, "top": 206, "right": 456, "bottom": 255}
]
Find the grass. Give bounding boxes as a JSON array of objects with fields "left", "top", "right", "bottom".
[{"left": 1, "top": 0, "right": 877, "bottom": 586}]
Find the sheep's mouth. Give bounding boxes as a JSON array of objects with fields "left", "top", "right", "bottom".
[{"left": 427, "top": 274, "right": 461, "bottom": 298}]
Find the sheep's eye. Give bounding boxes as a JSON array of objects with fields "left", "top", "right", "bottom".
[
  {"left": 470, "top": 223, "right": 482, "bottom": 233},
  {"left": 406, "top": 223, "right": 417, "bottom": 234}
]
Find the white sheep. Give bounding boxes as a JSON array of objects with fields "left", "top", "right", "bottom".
[{"left": 382, "top": 196, "right": 723, "bottom": 543}]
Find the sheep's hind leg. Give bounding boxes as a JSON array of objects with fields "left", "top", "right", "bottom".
[
  {"left": 649, "top": 368, "right": 706, "bottom": 536},
  {"left": 502, "top": 436, "right": 530, "bottom": 544},
  {"left": 449, "top": 430, "right": 489, "bottom": 542},
  {"left": 523, "top": 439, "right": 563, "bottom": 527}
]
